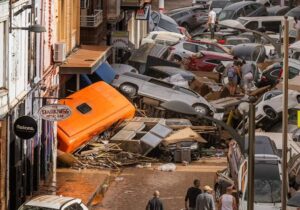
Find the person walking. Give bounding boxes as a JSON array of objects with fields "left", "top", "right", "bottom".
[
  {"left": 207, "top": 8, "right": 217, "bottom": 39},
  {"left": 294, "top": 17, "right": 300, "bottom": 41},
  {"left": 146, "top": 190, "right": 164, "bottom": 210},
  {"left": 218, "top": 186, "right": 237, "bottom": 210},
  {"left": 240, "top": 61, "right": 254, "bottom": 95},
  {"left": 195, "top": 185, "right": 215, "bottom": 210},
  {"left": 185, "top": 179, "right": 202, "bottom": 210},
  {"left": 227, "top": 62, "right": 239, "bottom": 96}
]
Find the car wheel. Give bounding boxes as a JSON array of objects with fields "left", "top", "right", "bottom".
[
  {"left": 182, "top": 23, "right": 191, "bottom": 32},
  {"left": 263, "top": 106, "right": 278, "bottom": 120},
  {"left": 193, "top": 104, "right": 208, "bottom": 115},
  {"left": 173, "top": 54, "right": 183, "bottom": 62},
  {"left": 119, "top": 83, "right": 137, "bottom": 98}
]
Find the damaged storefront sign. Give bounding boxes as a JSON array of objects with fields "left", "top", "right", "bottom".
[
  {"left": 38, "top": 104, "right": 72, "bottom": 121},
  {"left": 13, "top": 116, "right": 38, "bottom": 139}
]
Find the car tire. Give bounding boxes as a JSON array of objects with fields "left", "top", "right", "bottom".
[
  {"left": 173, "top": 54, "right": 183, "bottom": 62},
  {"left": 193, "top": 104, "right": 209, "bottom": 115},
  {"left": 119, "top": 83, "right": 137, "bottom": 98},
  {"left": 263, "top": 106, "right": 278, "bottom": 120},
  {"left": 182, "top": 23, "right": 191, "bottom": 32}
]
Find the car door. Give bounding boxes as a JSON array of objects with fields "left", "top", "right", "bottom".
[{"left": 139, "top": 78, "right": 174, "bottom": 101}]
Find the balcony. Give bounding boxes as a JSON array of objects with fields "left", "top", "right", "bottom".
[{"left": 80, "top": 9, "right": 103, "bottom": 28}]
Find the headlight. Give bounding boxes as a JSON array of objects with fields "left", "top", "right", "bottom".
[{"left": 190, "top": 142, "right": 199, "bottom": 150}]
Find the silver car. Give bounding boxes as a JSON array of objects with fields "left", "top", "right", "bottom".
[{"left": 111, "top": 72, "right": 215, "bottom": 116}]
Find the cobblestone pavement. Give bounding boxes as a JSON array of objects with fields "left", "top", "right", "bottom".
[{"left": 93, "top": 158, "right": 227, "bottom": 210}]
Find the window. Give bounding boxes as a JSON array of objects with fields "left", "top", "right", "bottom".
[
  {"left": 77, "top": 103, "right": 92, "bottom": 114},
  {"left": 262, "top": 21, "right": 281, "bottom": 33},
  {"left": 151, "top": 12, "right": 160, "bottom": 24},
  {"left": 245, "top": 21, "right": 258, "bottom": 30},
  {"left": 288, "top": 66, "right": 300, "bottom": 79},
  {"left": 183, "top": 43, "right": 197, "bottom": 53},
  {"left": 236, "top": 8, "right": 245, "bottom": 18},
  {"left": 149, "top": 79, "right": 173, "bottom": 88},
  {"left": 243, "top": 5, "right": 254, "bottom": 15}
]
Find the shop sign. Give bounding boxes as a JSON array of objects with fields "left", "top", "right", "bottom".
[
  {"left": 14, "top": 116, "right": 38, "bottom": 139},
  {"left": 135, "top": 4, "right": 150, "bottom": 20},
  {"left": 111, "top": 31, "right": 129, "bottom": 49},
  {"left": 38, "top": 104, "right": 72, "bottom": 121}
]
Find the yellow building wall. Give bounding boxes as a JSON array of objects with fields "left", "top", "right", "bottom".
[{"left": 55, "top": 0, "right": 80, "bottom": 54}]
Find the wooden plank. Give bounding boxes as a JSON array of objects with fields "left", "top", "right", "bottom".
[
  {"left": 163, "top": 127, "right": 207, "bottom": 146},
  {"left": 190, "top": 71, "right": 220, "bottom": 82}
]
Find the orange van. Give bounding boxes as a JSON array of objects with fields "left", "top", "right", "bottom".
[{"left": 57, "top": 81, "right": 135, "bottom": 153}]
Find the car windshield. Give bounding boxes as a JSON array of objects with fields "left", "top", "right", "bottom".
[
  {"left": 177, "top": 87, "right": 199, "bottom": 97},
  {"left": 211, "top": 1, "right": 229, "bottom": 9},
  {"left": 19, "top": 206, "right": 56, "bottom": 210},
  {"left": 218, "top": 10, "right": 234, "bottom": 21},
  {"left": 245, "top": 162, "right": 281, "bottom": 203},
  {"left": 158, "top": 19, "right": 180, "bottom": 33}
]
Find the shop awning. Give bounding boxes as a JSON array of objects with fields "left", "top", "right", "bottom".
[{"left": 59, "top": 45, "right": 112, "bottom": 74}]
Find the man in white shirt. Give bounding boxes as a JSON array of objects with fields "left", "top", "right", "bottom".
[{"left": 207, "top": 9, "right": 217, "bottom": 39}]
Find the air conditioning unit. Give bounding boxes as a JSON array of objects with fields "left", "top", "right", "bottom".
[{"left": 53, "top": 42, "right": 66, "bottom": 63}]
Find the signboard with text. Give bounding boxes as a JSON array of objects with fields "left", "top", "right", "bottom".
[
  {"left": 38, "top": 104, "right": 72, "bottom": 121},
  {"left": 14, "top": 116, "right": 38, "bottom": 139}
]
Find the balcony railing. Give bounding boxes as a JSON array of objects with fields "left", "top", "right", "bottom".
[{"left": 80, "top": 9, "right": 103, "bottom": 28}]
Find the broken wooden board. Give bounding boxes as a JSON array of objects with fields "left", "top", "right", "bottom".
[
  {"left": 249, "top": 85, "right": 271, "bottom": 97},
  {"left": 162, "top": 127, "right": 207, "bottom": 146},
  {"left": 210, "top": 97, "right": 241, "bottom": 111},
  {"left": 189, "top": 71, "right": 220, "bottom": 82}
]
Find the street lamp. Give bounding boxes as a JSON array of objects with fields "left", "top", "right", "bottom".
[{"left": 11, "top": 24, "right": 46, "bottom": 33}]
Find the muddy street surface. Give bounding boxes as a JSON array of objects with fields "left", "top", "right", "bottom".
[{"left": 93, "top": 158, "right": 227, "bottom": 210}]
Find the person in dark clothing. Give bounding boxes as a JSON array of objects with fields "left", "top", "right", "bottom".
[
  {"left": 146, "top": 190, "right": 164, "bottom": 210},
  {"left": 185, "top": 179, "right": 202, "bottom": 210}
]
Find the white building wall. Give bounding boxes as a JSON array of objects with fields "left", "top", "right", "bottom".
[
  {"left": 0, "top": 1, "right": 9, "bottom": 117},
  {"left": 9, "top": 1, "right": 31, "bottom": 106}
]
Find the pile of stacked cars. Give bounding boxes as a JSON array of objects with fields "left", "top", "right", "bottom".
[{"left": 52, "top": 3, "right": 300, "bottom": 206}]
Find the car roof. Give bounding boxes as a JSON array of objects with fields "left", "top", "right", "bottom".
[
  {"left": 245, "top": 136, "right": 279, "bottom": 156},
  {"left": 24, "top": 195, "right": 77, "bottom": 209},
  {"left": 223, "top": 1, "right": 261, "bottom": 10},
  {"left": 238, "top": 16, "right": 292, "bottom": 21},
  {"left": 167, "top": 5, "right": 206, "bottom": 14},
  {"left": 129, "top": 43, "right": 168, "bottom": 64},
  {"left": 286, "top": 5, "right": 300, "bottom": 13}
]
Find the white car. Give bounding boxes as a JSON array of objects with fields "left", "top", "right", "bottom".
[
  {"left": 141, "top": 31, "right": 186, "bottom": 46},
  {"left": 255, "top": 90, "right": 300, "bottom": 122},
  {"left": 18, "top": 195, "right": 88, "bottom": 210},
  {"left": 237, "top": 90, "right": 300, "bottom": 133}
]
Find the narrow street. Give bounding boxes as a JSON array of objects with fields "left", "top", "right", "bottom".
[{"left": 93, "top": 158, "right": 227, "bottom": 210}]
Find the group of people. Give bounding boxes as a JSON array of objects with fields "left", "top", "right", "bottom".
[
  {"left": 185, "top": 179, "right": 236, "bottom": 210},
  {"left": 146, "top": 179, "right": 236, "bottom": 210},
  {"left": 227, "top": 57, "right": 255, "bottom": 96}
]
